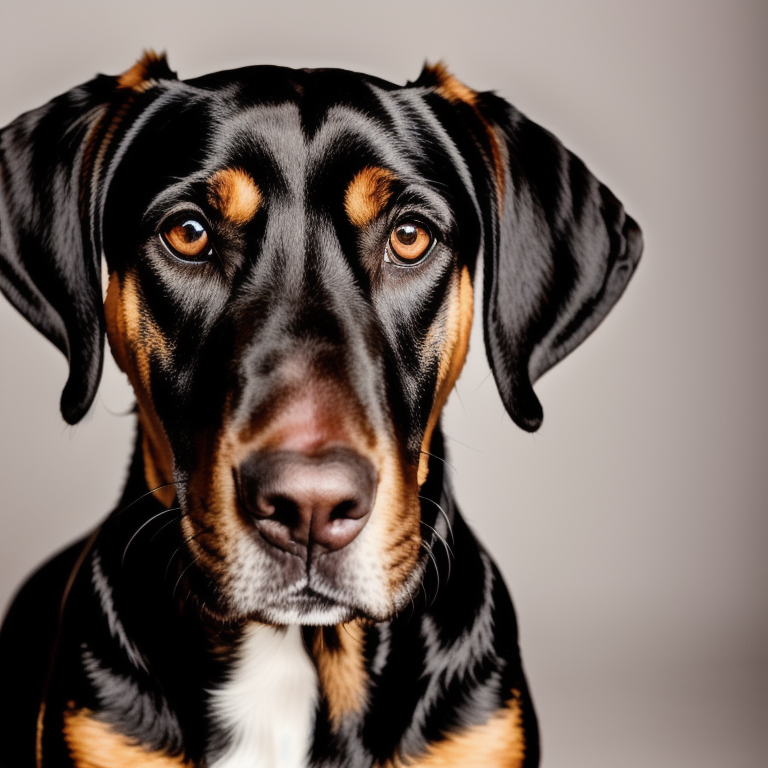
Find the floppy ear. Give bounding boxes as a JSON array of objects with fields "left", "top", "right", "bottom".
[
  {"left": 0, "top": 52, "right": 175, "bottom": 424},
  {"left": 478, "top": 94, "right": 643, "bottom": 432}
]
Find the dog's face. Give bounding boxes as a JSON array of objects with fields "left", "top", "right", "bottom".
[
  {"left": 101, "top": 60, "right": 484, "bottom": 625},
  {"left": 0, "top": 54, "right": 641, "bottom": 627}
]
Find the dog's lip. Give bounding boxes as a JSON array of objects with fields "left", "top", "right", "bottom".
[
  {"left": 257, "top": 585, "right": 360, "bottom": 623},
  {"left": 284, "top": 583, "right": 345, "bottom": 604},
  {"left": 266, "top": 584, "right": 353, "bottom": 612}
]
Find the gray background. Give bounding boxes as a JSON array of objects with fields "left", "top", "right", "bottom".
[{"left": 1, "top": 1, "right": 766, "bottom": 766}]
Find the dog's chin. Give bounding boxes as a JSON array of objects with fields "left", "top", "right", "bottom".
[
  {"left": 254, "top": 594, "right": 361, "bottom": 627},
  {"left": 189, "top": 583, "right": 368, "bottom": 628}
]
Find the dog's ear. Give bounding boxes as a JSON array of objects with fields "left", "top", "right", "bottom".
[
  {"left": 480, "top": 93, "right": 643, "bottom": 431},
  {"left": 0, "top": 52, "right": 176, "bottom": 424},
  {"left": 419, "top": 64, "right": 642, "bottom": 432}
]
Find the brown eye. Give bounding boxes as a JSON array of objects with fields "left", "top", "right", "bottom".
[
  {"left": 162, "top": 219, "right": 211, "bottom": 260},
  {"left": 387, "top": 222, "right": 434, "bottom": 265}
]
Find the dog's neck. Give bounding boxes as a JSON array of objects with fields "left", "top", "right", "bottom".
[{"left": 207, "top": 624, "right": 319, "bottom": 768}]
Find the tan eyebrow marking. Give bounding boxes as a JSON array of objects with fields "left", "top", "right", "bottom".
[
  {"left": 344, "top": 167, "right": 396, "bottom": 228},
  {"left": 207, "top": 168, "right": 263, "bottom": 225}
]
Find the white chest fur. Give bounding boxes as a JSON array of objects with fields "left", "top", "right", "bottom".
[{"left": 208, "top": 624, "right": 319, "bottom": 768}]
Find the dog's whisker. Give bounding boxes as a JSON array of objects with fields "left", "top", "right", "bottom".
[
  {"left": 114, "top": 483, "right": 179, "bottom": 518},
  {"left": 420, "top": 539, "right": 441, "bottom": 605},
  {"left": 419, "top": 496, "right": 455, "bottom": 544},
  {"left": 443, "top": 432, "right": 483, "bottom": 453},
  {"left": 164, "top": 527, "right": 211, "bottom": 583},
  {"left": 172, "top": 555, "right": 201, "bottom": 601},
  {"left": 416, "top": 567, "right": 430, "bottom": 607},
  {"left": 418, "top": 451, "right": 458, "bottom": 479},
  {"left": 451, "top": 384, "right": 467, "bottom": 414},
  {"left": 420, "top": 520, "right": 454, "bottom": 559},
  {"left": 149, "top": 512, "right": 187, "bottom": 545},
  {"left": 121, "top": 507, "right": 181, "bottom": 567},
  {"left": 475, "top": 369, "right": 495, "bottom": 391},
  {"left": 420, "top": 520, "right": 454, "bottom": 585}
]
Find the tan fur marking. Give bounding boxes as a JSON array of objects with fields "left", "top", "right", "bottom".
[
  {"left": 418, "top": 266, "right": 474, "bottom": 485},
  {"left": 117, "top": 51, "right": 166, "bottom": 92},
  {"left": 425, "top": 63, "right": 506, "bottom": 204},
  {"left": 382, "top": 696, "right": 525, "bottom": 768},
  {"left": 80, "top": 101, "right": 129, "bottom": 216},
  {"left": 313, "top": 622, "right": 369, "bottom": 729},
  {"left": 208, "top": 168, "right": 262, "bottom": 225},
  {"left": 63, "top": 708, "right": 191, "bottom": 768},
  {"left": 104, "top": 272, "right": 175, "bottom": 505},
  {"left": 428, "top": 61, "right": 478, "bottom": 108},
  {"left": 36, "top": 701, "right": 46, "bottom": 768},
  {"left": 345, "top": 167, "right": 396, "bottom": 228}
]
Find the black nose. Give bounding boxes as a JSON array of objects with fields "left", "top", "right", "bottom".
[{"left": 237, "top": 448, "right": 377, "bottom": 555}]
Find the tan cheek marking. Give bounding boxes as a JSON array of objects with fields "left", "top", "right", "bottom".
[
  {"left": 117, "top": 50, "right": 167, "bottom": 92},
  {"left": 381, "top": 695, "right": 525, "bottom": 768},
  {"left": 377, "top": 444, "right": 422, "bottom": 596},
  {"left": 63, "top": 708, "right": 192, "bottom": 768},
  {"left": 345, "top": 167, "right": 396, "bottom": 228},
  {"left": 418, "top": 266, "right": 474, "bottom": 485},
  {"left": 208, "top": 168, "right": 262, "bottom": 225},
  {"left": 105, "top": 272, "right": 176, "bottom": 506},
  {"left": 312, "top": 622, "right": 369, "bottom": 729},
  {"left": 182, "top": 426, "right": 236, "bottom": 572}
]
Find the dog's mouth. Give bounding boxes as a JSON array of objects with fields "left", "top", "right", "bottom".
[
  {"left": 177, "top": 541, "right": 370, "bottom": 627},
  {"left": 257, "top": 583, "right": 361, "bottom": 626}
]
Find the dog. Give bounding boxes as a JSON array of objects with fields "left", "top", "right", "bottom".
[{"left": 0, "top": 53, "right": 641, "bottom": 768}]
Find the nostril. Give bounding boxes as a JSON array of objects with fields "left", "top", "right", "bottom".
[
  {"left": 330, "top": 498, "right": 358, "bottom": 520},
  {"left": 236, "top": 448, "right": 377, "bottom": 555},
  {"left": 257, "top": 495, "right": 300, "bottom": 525},
  {"left": 254, "top": 494, "right": 309, "bottom": 550}
]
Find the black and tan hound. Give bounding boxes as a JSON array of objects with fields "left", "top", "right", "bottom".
[{"left": 0, "top": 53, "right": 641, "bottom": 768}]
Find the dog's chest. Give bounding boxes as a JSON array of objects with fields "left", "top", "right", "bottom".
[{"left": 208, "top": 624, "right": 319, "bottom": 768}]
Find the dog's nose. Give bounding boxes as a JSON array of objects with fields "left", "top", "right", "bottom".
[{"left": 237, "top": 448, "right": 376, "bottom": 554}]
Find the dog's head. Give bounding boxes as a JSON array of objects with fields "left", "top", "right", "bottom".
[{"left": 0, "top": 54, "right": 641, "bottom": 625}]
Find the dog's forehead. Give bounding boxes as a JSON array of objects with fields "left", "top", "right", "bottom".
[
  {"left": 108, "top": 67, "right": 475, "bottom": 231},
  {"left": 185, "top": 64, "right": 400, "bottom": 105},
  {"left": 165, "top": 65, "right": 408, "bottom": 154}
]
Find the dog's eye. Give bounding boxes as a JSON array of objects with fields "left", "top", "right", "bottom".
[
  {"left": 161, "top": 219, "right": 212, "bottom": 261},
  {"left": 386, "top": 222, "right": 434, "bottom": 266}
]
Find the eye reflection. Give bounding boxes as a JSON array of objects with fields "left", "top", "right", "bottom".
[
  {"left": 162, "top": 219, "right": 211, "bottom": 260},
  {"left": 387, "top": 222, "right": 433, "bottom": 265}
]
